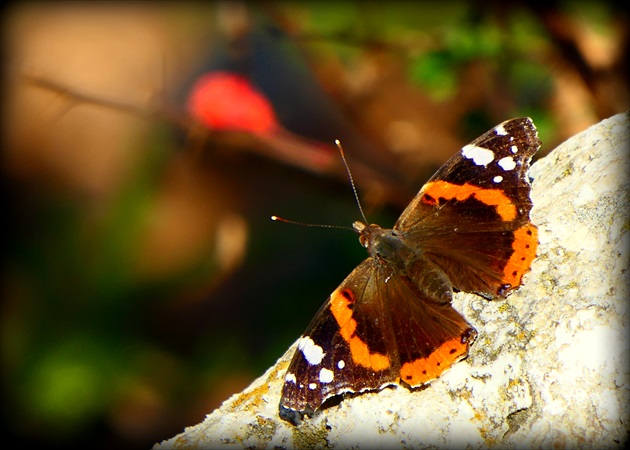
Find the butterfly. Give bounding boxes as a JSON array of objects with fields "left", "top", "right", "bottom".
[{"left": 278, "top": 117, "right": 540, "bottom": 424}]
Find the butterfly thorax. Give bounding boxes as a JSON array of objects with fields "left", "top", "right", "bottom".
[
  {"left": 353, "top": 221, "right": 453, "bottom": 303},
  {"left": 353, "top": 221, "right": 419, "bottom": 271}
]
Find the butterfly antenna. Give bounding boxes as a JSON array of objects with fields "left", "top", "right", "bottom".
[
  {"left": 335, "top": 139, "right": 369, "bottom": 224},
  {"left": 270, "top": 140, "right": 366, "bottom": 231},
  {"left": 270, "top": 215, "right": 353, "bottom": 231}
]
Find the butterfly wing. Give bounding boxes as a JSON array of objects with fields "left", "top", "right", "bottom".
[
  {"left": 279, "top": 257, "right": 476, "bottom": 420},
  {"left": 395, "top": 117, "right": 540, "bottom": 298}
]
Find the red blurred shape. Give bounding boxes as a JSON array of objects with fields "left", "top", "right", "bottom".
[
  {"left": 186, "top": 71, "right": 337, "bottom": 174},
  {"left": 187, "top": 72, "right": 279, "bottom": 134}
]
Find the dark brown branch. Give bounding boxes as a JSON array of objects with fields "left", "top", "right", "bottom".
[
  {"left": 23, "top": 72, "right": 191, "bottom": 129},
  {"left": 21, "top": 72, "right": 415, "bottom": 208}
]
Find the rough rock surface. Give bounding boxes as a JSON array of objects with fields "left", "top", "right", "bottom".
[{"left": 155, "top": 112, "right": 629, "bottom": 449}]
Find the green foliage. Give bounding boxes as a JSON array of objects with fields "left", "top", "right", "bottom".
[{"left": 19, "top": 334, "right": 123, "bottom": 434}]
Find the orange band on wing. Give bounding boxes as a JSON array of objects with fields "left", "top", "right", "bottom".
[
  {"left": 502, "top": 224, "right": 538, "bottom": 287},
  {"left": 399, "top": 336, "right": 467, "bottom": 386},
  {"left": 421, "top": 181, "right": 517, "bottom": 221},
  {"left": 330, "top": 289, "right": 390, "bottom": 371}
]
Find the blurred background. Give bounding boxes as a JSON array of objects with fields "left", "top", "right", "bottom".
[{"left": 2, "top": 1, "right": 628, "bottom": 448}]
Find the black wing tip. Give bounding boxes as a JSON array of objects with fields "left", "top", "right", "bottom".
[
  {"left": 279, "top": 393, "right": 344, "bottom": 425},
  {"left": 279, "top": 405, "right": 304, "bottom": 425},
  {"left": 279, "top": 404, "right": 316, "bottom": 426},
  {"left": 505, "top": 116, "right": 536, "bottom": 128}
]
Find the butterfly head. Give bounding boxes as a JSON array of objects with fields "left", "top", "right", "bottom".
[{"left": 353, "top": 221, "right": 380, "bottom": 248}]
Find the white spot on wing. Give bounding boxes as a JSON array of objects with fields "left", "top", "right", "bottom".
[
  {"left": 298, "top": 336, "right": 325, "bottom": 365},
  {"left": 495, "top": 124, "right": 508, "bottom": 135},
  {"left": 319, "top": 368, "right": 334, "bottom": 383},
  {"left": 511, "top": 145, "right": 518, "bottom": 153},
  {"left": 337, "top": 360, "right": 345, "bottom": 369},
  {"left": 493, "top": 175, "right": 503, "bottom": 183},
  {"left": 462, "top": 144, "right": 495, "bottom": 167},
  {"left": 308, "top": 382, "right": 317, "bottom": 390},
  {"left": 498, "top": 156, "right": 517, "bottom": 171},
  {"left": 285, "top": 373, "right": 297, "bottom": 384}
]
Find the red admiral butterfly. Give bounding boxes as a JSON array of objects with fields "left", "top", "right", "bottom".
[{"left": 279, "top": 118, "right": 540, "bottom": 424}]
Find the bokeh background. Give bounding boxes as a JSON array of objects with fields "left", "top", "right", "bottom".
[{"left": 2, "top": 2, "right": 628, "bottom": 448}]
